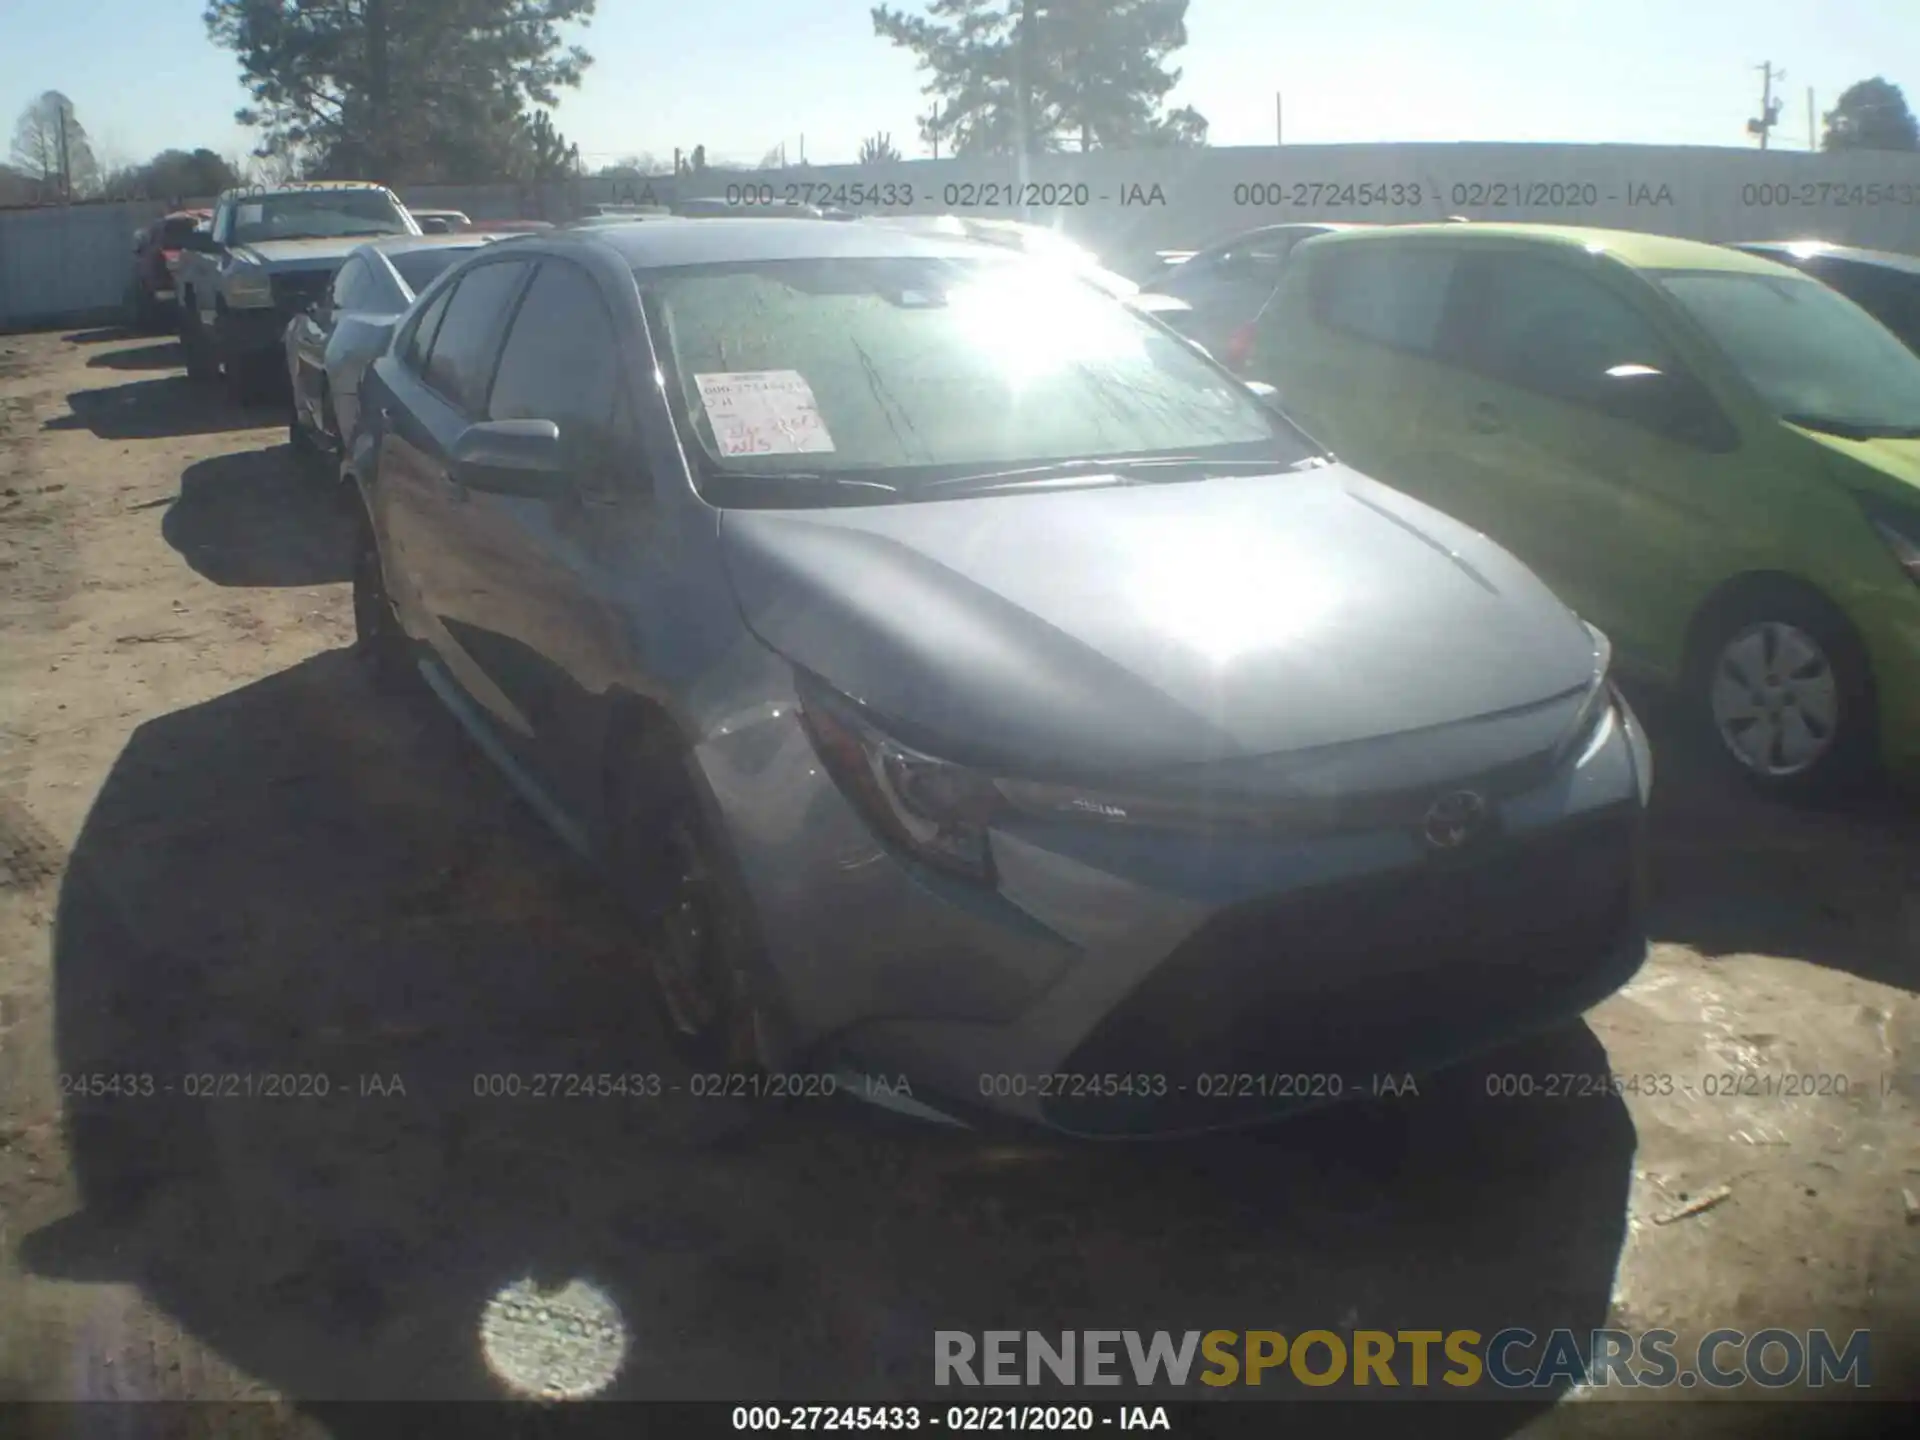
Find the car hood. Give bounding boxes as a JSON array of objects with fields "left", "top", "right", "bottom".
[
  {"left": 720, "top": 466, "right": 1599, "bottom": 775},
  {"left": 230, "top": 237, "right": 401, "bottom": 270}
]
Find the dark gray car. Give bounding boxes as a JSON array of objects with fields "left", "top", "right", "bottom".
[
  {"left": 345, "top": 218, "right": 1652, "bottom": 1136},
  {"left": 1141, "top": 222, "right": 1366, "bottom": 369}
]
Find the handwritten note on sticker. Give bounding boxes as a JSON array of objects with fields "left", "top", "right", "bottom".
[{"left": 693, "top": 371, "right": 836, "bottom": 457}]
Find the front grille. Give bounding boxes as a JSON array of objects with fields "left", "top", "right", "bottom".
[
  {"left": 1046, "top": 806, "right": 1644, "bottom": 1133},
  {"left": 270, "top": 269, "right": 333, "bottom": 314}
]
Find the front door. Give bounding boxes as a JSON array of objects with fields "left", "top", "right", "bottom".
[
  {"left": 1426, "top": 249, "right": 1746, "bottom": 663},
  {"left": 422, "top": 258, "right": 658, "bottom": 815}
]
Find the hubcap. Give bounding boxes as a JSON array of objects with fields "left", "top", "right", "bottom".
[
  {"left": 1709, "top": 621, "right": 1839, "bottom": 777},
  {"left": 650, "top": 821, "right": 726, "bottom": 1038}
]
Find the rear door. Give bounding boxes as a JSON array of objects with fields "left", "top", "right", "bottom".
[{"left": 373, "top": 258, "right": 533, "bottom": 703}]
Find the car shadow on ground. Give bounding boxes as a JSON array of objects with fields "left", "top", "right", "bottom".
[
  {"left": 161, "top": 447, "right": 355, "bottom": 587},
  {"left": 86, "top": 340, "right": 186, "bottom": 372},
  {"left": 42, "top": 376, "right": 278, "bottom": 441},
  {"left": 1623, "top": 683, "right": 1918, "bottom": 995},
  {"left": 62, "top": 326, "right": 146, "bottom": 345},
  {"left": 20, "top": 649, "right": 1633, "bottom": 1433}
]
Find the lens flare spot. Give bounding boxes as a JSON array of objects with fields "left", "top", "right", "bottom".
[{"left": 479, "top": 1276, "right": 628, "bottom": 1400}]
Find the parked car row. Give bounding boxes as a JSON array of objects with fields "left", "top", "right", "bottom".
[{"left": 158, "top": 199, "right": 1916, "bottom": 1135}]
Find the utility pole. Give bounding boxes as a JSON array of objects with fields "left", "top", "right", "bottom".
[
  {"left": 1806, "top": 87, "right": 1817, "bottom": 150},
  {"left": 1747, "top": 62, "right": 1784, "bottom": 149},
  {"left": 56, "top": 101, "right": 71, "bottom": 202},
  {"left": 1275, "top": 92, "right": 1283, "bottom": 146},
  {"left": 928, "top": 105, "right": 941, "bottom": 159}
]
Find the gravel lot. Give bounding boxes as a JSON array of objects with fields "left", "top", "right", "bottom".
[{"left": 0, "top": 326, "right": 1915, "bottom": 1437}]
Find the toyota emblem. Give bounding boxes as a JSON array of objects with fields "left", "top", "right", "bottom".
[{"left": 1422, "top": 790, "right": 1489, "bottom": 850}]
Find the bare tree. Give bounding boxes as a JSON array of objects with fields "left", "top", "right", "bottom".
[{"left": 9, "top": 91, "right": 100, "bottom": 200}]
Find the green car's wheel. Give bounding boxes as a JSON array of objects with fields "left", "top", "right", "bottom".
[{"left": 1692, "top": 583, "right": 1876, "bottom": 801}]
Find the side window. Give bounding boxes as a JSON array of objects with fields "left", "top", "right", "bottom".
[
  {"left": 420, "top": 260, "right": 531, "bottom": 414},
  {"left": 1451, "top": 252, "right": 1678, "bottom": 403},
  {"left": 1312, "top": 245, "right": 1460, "bottom": 355},
  {"left": 488, "top": 261, "right": 628, "bottom": 482},
  {"left": 399, "top": 284, "right": 455, "bottom": 373},
  {"left": 329, "top": 258, "right": 369, "bottom": 312},
  {"left": 1450, "top": 253, "right": 1734, "bottom": 448}
]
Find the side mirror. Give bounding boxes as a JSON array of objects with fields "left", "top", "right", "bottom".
[
  {"left": 1244, "top": 379, "right": 1279, "bottom": 399},
  {"left": 418, "top": 216, "right": 451, "bottom": 234},
  {"left": 449, "top": 419, "right": 568, "bottom": 496},
  {"left": 183, "top": 230, "right": 218, "bottom": 253}
]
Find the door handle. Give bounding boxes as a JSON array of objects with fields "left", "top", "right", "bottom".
[{"left": 1467, "top": 401, "right": 1505, "bottom": 434}]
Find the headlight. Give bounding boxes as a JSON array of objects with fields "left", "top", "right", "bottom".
[
  {"left": 1862, "top": 498, "right": 1920, "bottom": 585},
  {"left": 1560, "top": 619, "right": 1616, "bottom": 767},
  {"left": 225, "top": 264, "right": 273, "bottom": 308},
  {"left": 797, "top": 676, "right": 1006, "bottom": 883}
]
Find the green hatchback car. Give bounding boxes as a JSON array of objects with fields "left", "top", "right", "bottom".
[{"left": 1246, "top": 223, "right": 1920, "bottom": 799}]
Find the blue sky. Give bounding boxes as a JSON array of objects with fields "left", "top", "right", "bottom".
[{"left": 4, "top": 1, "right": 1915, "bottom": 174}]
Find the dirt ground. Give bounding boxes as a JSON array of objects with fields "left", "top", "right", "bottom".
[{"left": 0, "top": 326, "right": 1915, "bottom": 1438}]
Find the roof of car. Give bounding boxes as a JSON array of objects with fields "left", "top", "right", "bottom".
[
  {"left": 353, "top": 233, "right": 495, "bottom": 258},
  {"left": 1303, "top": 222, "right": 1790, "bottom": 273},
  {"left": 1726, "top": 239, "right": 1920, "bottom": 276},
  {"left": 535, "top": 216, "right": 1010, "bottom": 268}
]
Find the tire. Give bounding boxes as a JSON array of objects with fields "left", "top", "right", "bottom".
[
  {"left": 288, "top": 383, "right": 316, "bottom": 454},
  {"left": 351, "top": 512, "right": 411, "bottom": 692},
  {"left": 1689, "top": 581, "right": 1877, "bottom": 802},
  {"left": 606, "top": 738, "right": 763, "bottom": 1071},
  {"left": 180, "top": 298, "right": 215, "bottom": 382},
  {"left": 129, "top": 281, "right": 158, "bottom": 333},
  {"left": 602, "top": 733, "right": 768, "bottom": 1147},
  {"left": 224, "top": 347, "right": 269, "bottom": 407}
]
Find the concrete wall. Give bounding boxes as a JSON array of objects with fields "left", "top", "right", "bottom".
[{"left": 5, "top": 143, "right": 1919, "bottom": 332}]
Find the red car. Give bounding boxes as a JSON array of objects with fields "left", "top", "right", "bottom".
[{"left": 128, "top": 209, "right": 211, "bottom": 331}]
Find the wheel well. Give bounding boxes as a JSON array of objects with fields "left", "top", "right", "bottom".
[{"left": 1682, "top": 570, "right": 1872, "bottom": 690}]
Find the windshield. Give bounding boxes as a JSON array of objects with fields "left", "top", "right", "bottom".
[
  {"left": 229, "top": 191, "right": 411, "bottom": 245},
  {"left": 639, "top": 255, "right": 1308, "bottom": 506},
  {"left": 1657, "top": 268, "right": 1920, "bottom": 435}
]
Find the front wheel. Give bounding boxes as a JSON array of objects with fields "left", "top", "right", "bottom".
[{"left": 1692, "top": 585, "right": 1876, "bottom": 801}]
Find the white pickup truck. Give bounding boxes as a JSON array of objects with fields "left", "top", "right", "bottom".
[{"left": 175, "top": 182, "right": 421, "bottom": 403}]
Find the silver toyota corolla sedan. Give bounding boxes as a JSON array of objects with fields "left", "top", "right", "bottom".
[
  {"left": 346, "top": 219, "right": 1653, "bottom": 1138},
  {"left": 284, "top": 232, "right": 497, "bottom": 456}
]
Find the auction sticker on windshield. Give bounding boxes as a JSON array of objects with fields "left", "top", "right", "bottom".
[{"left": 694, "top": 370, "right": 836, "bottom": 456}]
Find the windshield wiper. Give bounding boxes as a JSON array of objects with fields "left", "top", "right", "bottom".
[
  {"left": 710, "top": 470, "right": 898, "bottom": 494},
  {"left": 923, "top": 454, "right": 1293, "bottom": 494},
  {"left": 1783, "top": 413, "right": 1920, "bottom": 441}
]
